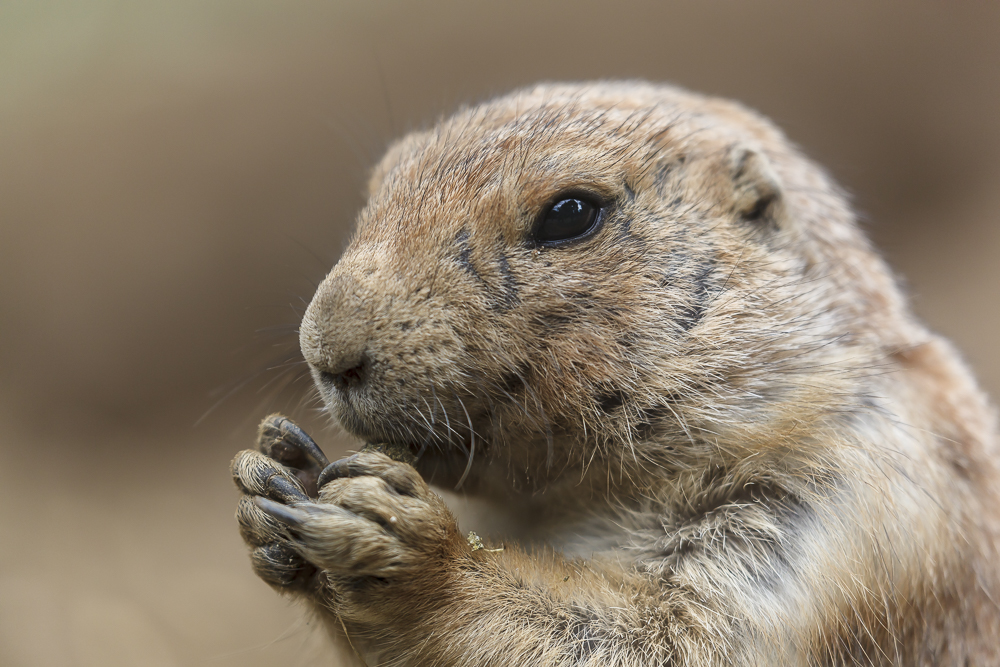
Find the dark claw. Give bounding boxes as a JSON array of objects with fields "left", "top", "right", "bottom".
[
  {"left": 257, "top": 415, "right": 330, "bottom": 497},
  {"left": 232, "top": 450, "right": 311, "bottom": 502},
  {"left": 255, "top": 496, "right": 310, "bottom": 527},
  {"left": 258, "top": 415, "right": 330, "bottom": 470},
  {"left": 317, "top": 454, "right": 360, "bottom": 489},
  {"left": 237, "top": 495, "right": 286, "bottom": 546},
  {"left": 266, "top": 474, "right": 311, "bottom": 504},
  {"left": 233, "top": 452, "right": 294, "bottom": 497}
]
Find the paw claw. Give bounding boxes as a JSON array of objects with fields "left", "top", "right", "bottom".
[
  {"left": 232, "top": 449, "right": 310, "bottom": 503},
  {"left": 258, "top": 415, "right": 329, "bottom": 467},
  {"left": 266, "top": 474, "right": 310, "bottom": 504},
  {"left": 316, "top": 454, "right": 359, "bottom": 489},
  {"left": 257, "top": 415, "right": 329, "bottom": 496},
  {"left": 237, "top": 495, "right": 286, "bottom": 546},
  {"left": 254, "top": 496, "right": 311, "bottom": 527}
]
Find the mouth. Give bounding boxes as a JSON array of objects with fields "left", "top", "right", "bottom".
[
  {"left": 325, "top": 382, "right": 479, "bottom": 441},
  {"left": 315, "top": 374, "right": 489, "bottom": 483}
]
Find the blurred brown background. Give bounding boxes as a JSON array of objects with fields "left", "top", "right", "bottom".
[{"left": 0, "top": 1, "right": 997, "bottom": 665}]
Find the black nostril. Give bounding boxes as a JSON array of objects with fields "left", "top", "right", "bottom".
[
  {"left": 339, "top": 363, "right": 366, "bottom": 387},
  {"left": 319, "top": 360, "right": 368, "bottom": 392}
]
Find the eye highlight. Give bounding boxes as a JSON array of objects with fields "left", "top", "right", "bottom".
[{"left": 532, "top": 195, "right": 603, "bottom": 245}]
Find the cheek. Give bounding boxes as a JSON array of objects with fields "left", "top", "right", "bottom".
[
  {"left": 498, "top": 273, "right": 645, "bottom": 385},
  {"left": 373, "top": 313, "right": 467, "bottom": 391}
]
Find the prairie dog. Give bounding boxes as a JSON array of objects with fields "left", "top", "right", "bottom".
[{"left": 232, "top": 81, "right": 1000, "bottom": 665}]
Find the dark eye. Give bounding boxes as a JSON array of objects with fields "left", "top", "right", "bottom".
[{"left": 533, "top": 196, "right": 603, "bottom": 244}]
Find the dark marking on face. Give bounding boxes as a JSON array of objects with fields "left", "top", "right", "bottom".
[
  {"left": 496, "top": 252, "right": 520, "bottom": 310},
  {"left": 456, "top": 229, "right": 520, "bottom": 312},
  {"left": 676, "top": 260, "right": 714, "bottom": 332},
  {"left": 616, "top": 333, "right": 637, "bottom": 350},
  {"left": 540, "top": 311, "right": 578, "bottom": 334},
  {"left": 455, "top": 228, "right": 485, "bottom": 284},
  {"left": 618, "top": 212, "right": 632, "bottom": 237},
  {"left": 455, "top": 228, "right": 486, "bottom": 285},
  {"left": 341, "top": 575, "right": 383, "bottom": 594},
  {"left": 743, "top": 533, "right": 793, "bottom": 592},
  {"left": 740, "top": 495, "right": 807, "bottom": 591},
  {"left": 609, "top": 206, "right": 650, "bottom": 254},
  {"left": 655, "top": 166, "right": 676, "bottom": 195},
  {"left": 498, "top": 372, "right": 522, "bottom": 396},
  {"left": 655, "top": 155, "right": 687, "bottom": 193}
]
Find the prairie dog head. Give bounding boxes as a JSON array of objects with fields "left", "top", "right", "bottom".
[{"left": 300, "top": 82, "right": 908, "bottom": 493}]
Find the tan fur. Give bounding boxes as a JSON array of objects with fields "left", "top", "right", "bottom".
[{"left": 232, "top": 82, "right": 1000, "bottom": 665}]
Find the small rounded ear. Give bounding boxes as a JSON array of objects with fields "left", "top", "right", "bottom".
[{"left": 730, "top": 146, "right": 782, "bottom": 225}]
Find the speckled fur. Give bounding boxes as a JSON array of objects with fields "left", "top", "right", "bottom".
[{"left": 233, "top": 82, "right": 1000, "bottom": 665}]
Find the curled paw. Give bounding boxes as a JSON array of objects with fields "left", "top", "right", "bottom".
[
  {"left": 234, "top": 416, "right": 461, "bottom": 601},
  {"left": 257, "top": 449, "right": 459, "bottom": 579},
  {"left": 232, "top": 447, "right": 318, "bottom": 590},
  {"left": 255, "top": 452, "right": 458, "bottom": 579}
]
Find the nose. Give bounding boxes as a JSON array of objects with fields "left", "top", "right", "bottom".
[
  {"left": 299, "top": 273, "right": 373, "bottom": 394},
  {"left": 316, "top": 353, "right": 369, "bottom": 392}
]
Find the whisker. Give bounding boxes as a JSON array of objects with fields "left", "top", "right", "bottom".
[
  {"left": 454, "top": 392, "right": 476, "bottom": 490},
  {"left": 417, "top": 394, "right": 437, "bottom": 461},
  {"left": 436, "top": 392, "right": 454, "bottom": 441}
]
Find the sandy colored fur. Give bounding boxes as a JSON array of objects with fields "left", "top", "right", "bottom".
[{"left": 236, "top": 81, "right": 1000, "bottom": 665}]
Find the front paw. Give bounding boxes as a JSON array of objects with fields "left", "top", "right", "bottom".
[
  {"left": 233, "top": 417, "right": 464, "bottom": 626},
  {"left": 261, "top": 450, "right": 461, "bottom": 580},
  {"left": 232, "top": 447, "right": 319, "bottom": 591},
  {"left": 230, "top": 414, "right": 337, "bottom": 593}
]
